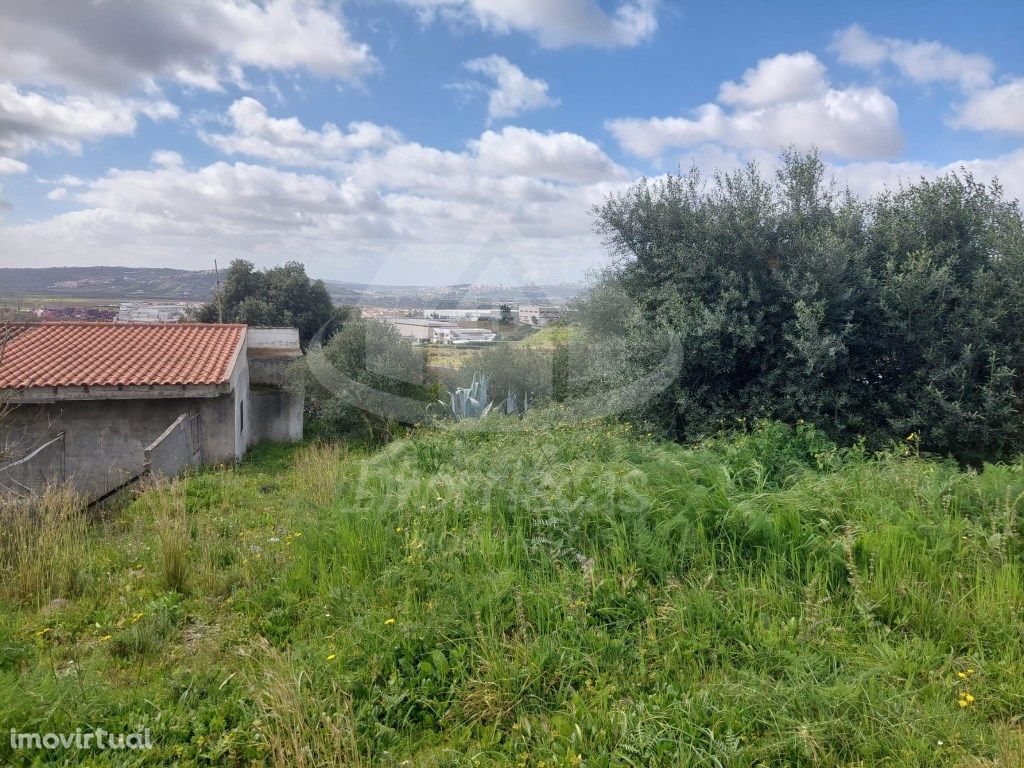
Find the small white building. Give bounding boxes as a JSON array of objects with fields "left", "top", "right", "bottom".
[
  {"left": 432, "top": 327, "right": 498, "bottom": 344},
  {"left": 0, "top": 322, "right": 303, "bottom": 500}
]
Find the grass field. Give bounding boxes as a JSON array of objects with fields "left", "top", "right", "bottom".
[{"left": 2, "top": 417, "right": 1023, "bottom": 766}]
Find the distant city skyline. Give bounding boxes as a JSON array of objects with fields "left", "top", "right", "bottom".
[{"left": 0, "top": 1, "right": 1021, "bottom": 283}]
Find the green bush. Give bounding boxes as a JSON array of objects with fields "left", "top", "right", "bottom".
[
  {"left": 294, "top": 317, "right": 436, "bottom": 440},
  {"left": 578, "top": 148, "right": 1024, "bottom": 464},
  {"left": 442, "top": 344, "right": 555, "bottom": 404}
]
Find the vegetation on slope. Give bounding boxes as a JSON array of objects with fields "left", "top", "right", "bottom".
[
  {"left": 2, "top": 418, "right": 1023, "bottom": 766},
  {"left": 574, "top": 150, "right": 1024, "bottom": 464}
]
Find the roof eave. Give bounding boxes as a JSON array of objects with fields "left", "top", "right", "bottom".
[{"left": 1, "top": 381, "right": 231, "bottom": 403}]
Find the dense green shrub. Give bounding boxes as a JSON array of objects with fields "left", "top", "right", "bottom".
[
  {"left": 293, "top": 318, "right": 435, "bottom": 439},
  {"left": 575, "top": 149, "right": 1024, "bottom": 463},
  {"left": 439, "top": 344, "right": 555, "bottom": 404}
]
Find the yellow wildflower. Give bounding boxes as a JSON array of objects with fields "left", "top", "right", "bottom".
[
  {"left": 100, "top": 635, "right": 113, "bottom": 641},
  {"left": 326, "top": 654, "right": 337, "bottom": 661},
  {"left": 384, "top": 618, "right": 396, "bottom": 625}
]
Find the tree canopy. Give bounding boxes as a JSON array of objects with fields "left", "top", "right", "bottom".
[
  {"left": 572, "top": 149, "right": 1024, "bottom": 464},
  {"left": 191, "top": 260, "right": 348, "bottom": 346}
]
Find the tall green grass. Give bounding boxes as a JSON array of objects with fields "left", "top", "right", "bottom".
[{"left": 1, "top": 418, "right": 1022, "bottom": 766}]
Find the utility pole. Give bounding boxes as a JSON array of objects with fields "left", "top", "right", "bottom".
[{"left": 214, "top": 259, "right": 223, "bottom": 323}]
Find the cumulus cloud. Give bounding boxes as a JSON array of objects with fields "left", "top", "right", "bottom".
[
  {"left": 668, "top": 145, "right": 1024, "bottom": 210},
  {"left": 0, "top": 123, "right": 630, "bottom": 280},
  {"left": 200, "top": 97, "right": 402, "bottom": 167},
  {"left": 718, "top": 52, "right": 827, "bottom": 107},
  {"left": 950, "top": 78, "right": 1024, "bottom": 136},
  {"left": 831, "top": 25, "right": 993, "bottom": 91},
  {"left": 833, "top": 149, "right": 1024, "bottom": 203},
  {"left": 831, "top": 26, "right": 1023, "bottom": 139},
  {"left": 401, "top": 0, "right": 658, "bottom": 48},
  {"left": 0, "top": 0, "right": 376, "bottom": 93},
  {"left": 0, "top": 83, "right": 178, "bottom": 157},
  {"left": 461, "top": 55, "right": 559, "bottom": 122},
  {"left": 0, "top": 156, "right": 29, "bottom": 174},
  {"left": 607, "top": 53, "right": 902, "bottom": 160}
]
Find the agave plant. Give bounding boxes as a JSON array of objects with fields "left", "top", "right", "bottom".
[
  {"left": 444, "top": 373, "right": 493, "bottom": 421},
  {"left": 504, "top": 389, "right": 528, "bottom": 417}
]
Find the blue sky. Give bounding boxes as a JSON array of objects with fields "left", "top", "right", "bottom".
[{"left": 0, "top": 1, "right": 1021, "bottom": 284}]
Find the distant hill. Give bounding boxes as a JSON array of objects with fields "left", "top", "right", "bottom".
[
  {"left": 323, "top": 279, "right": 583, "bottom": 308},
  {"left": 0, "top": 267, "right": 219, "bottom": 301},
  {"left": 0, "top": 267, "right": 583, "bottom": 307}
]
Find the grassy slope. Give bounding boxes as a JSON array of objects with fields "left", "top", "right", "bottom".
[
  {"left": 519, "top": 325, "right": 578, "bottom": 349},
  {"left": 2, "top": 419, "right": 1023, "bottom": 766}
]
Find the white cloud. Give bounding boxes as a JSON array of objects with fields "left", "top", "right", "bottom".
[
  {"left": 831, "top": 25, "right": 994, "bottom": 91},
  {"left": 950, "top": 78, "right": 1024, "bottom": 136},
  {"left": 1, "top": 124, "right": 630, "bottom": 281},
  {"left": 718, "top": 52, "right": 827, "bottom": 107},
  {"left": 608, "top": 54, "right": 902, "bottom": 161},
  {"left": 462, "top": 55, "right": 559, "bottom": 122},
  {"left": 831, "top": 27, "right": 1024, "bottom": 139},
  {"left": 401, "top": 0, "right": 658, "bottom": 48},
  {"left": 200, "top": 97, "right": 402, "bottom": 167},
  {"left": 0, "top": 0, "right": 376, "bottom": 93},
  {"left": 151, "top": 150, "right": 185, "bottom": 170},
  {"left": 833, "top": 149, "right": 1024, "bottom": 204},
  {"left": 0, "top": 83, "right": 178, "bottom": 157},
  {"left": 667, "top": 145, "right": 1024, "bottom": 211},
  {"left": 46, "top": 187, "right": 68, "bottom": 201},
  {"left": 0, "top": 157, "right": 29, "bottom": 174}
]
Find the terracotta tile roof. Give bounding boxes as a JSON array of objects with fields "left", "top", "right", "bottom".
[{"left": 0, "top": 322, "right": 246, "bottom": 390}]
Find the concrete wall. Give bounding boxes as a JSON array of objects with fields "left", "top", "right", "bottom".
[
  {"left": 1, "top": 397, "right": 217, "bottom": 499},
  {"left": 196, "top": 345, "right": 249, "bottom": 464},
  {"left": 0, "top": 431, "right": 66, "bottom": 496},
  {"left": 247, "top": 326, "right": 303, "bottom": 444},
  {"left": 249, "top": 387, "right": 303, "bottom": 443},
  {"left": 144, "top": 412, "right": 201, "bottom": 479},
  {"left": 247, "top": 327, "right": 300, "bottom": 350}
]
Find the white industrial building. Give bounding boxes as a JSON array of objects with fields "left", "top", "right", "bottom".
[
  {"left": 387, "top": 318, "right": 457, "bottom": 343},
  {"left": 518, "top": 305, "right": 563, "bottom": 327},
  {"left": 422, "top": 308, "right": 501, "bottom": 321},
  {"left": 432, "top": 328, "right": 497, "bottom": 344}
]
